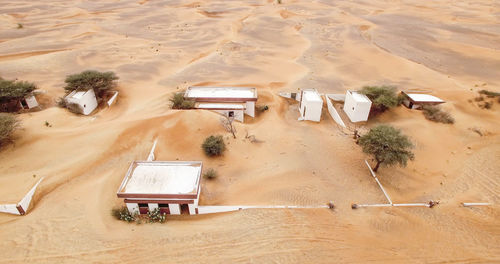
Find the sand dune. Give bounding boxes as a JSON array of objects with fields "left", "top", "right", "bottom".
[{"left": 0, "top": 0, "right": 499, "bottom": 263}]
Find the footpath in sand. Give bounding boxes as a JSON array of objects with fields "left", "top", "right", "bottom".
[{"left": 0, "top": 0, "right": 499, "bottom": 263}]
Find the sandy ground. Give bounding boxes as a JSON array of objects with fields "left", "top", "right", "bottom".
[{"left": 0, "top": 0, "right": 499, "bottom": 263}]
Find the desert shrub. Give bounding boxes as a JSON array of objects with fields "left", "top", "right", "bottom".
[
  {"left": 64, "top": 70, "right": 118, "bottom": 99},
  {"left": 204, "top": 168, "right": 218, "bottom": 179},
  {"left": 111, "top": 206, "right": 136, "bottom": 222},
  {"left": 256, "top": 105, "right": 269, "bottom": 112},
  {"left": 202, "top": 135, "right": 226, "bottom": 156},
  {"left": 422, "top": 105, "right": 454, "bottom": 124},
  {"left": 170, "top": 93, "right": 195, "bottom": 109},
  {"left": 478, "top": 90, "right": 500, "bottom": 98},
  {"left": 480, "top": 102, "right": 492, "bottom": 109},
  {"left": 359, "top": 86, "right": 399, "bottom": 114},
  {"left": 0, "top": 78, "right": 37, "bottom": 112},
  {"left": 359, "top": 124, "right": 414, "bottom": 172},
  {"left": 17, "top": 23, "right": 23, "bottom": 29},
  {"left": 147, "top": 208, "right": 166, "bottom": 223},
  {"left": 0, "top": 114, "right": 19, "bottom": 145},
  {"left": 474, "top": 96, "right": 484, "bottom": 102}
]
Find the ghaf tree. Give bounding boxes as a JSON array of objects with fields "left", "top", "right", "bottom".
[
  {"left": 359, "top": 124, "right": 414, "bottom": 172},
  {"left": 0, "top": 77, "right": 37, "bottom": 112},
  {"left": 64, "top": 70, "right": 118, "bottom": 100}
]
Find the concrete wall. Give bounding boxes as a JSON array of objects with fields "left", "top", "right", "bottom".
[
  {"left": 148, "top": 203, "right": 158, "bottom": 211},
  {"left": 66, "top": 89, "right": 98, "bottom": 115},
  {"left": 300, "top": 98, "right": 322, "bottom": 122},
  {"left": 0, "top": 204, "right": 20, "bottom": 215},
  {"left": 245, "top": 101, "right": 255, "bottom": 117},
  {"left": 325, "top": 95, "right": 346, "bottom": 128},
  {"left": 126, "top": 203, "right": 139, "bottom": 215},
  {"left": 169, "top": 204, "right": 181, "bottom": 215},
  {"left": 343, "top": 91, "right": 371, "bottom": 122},
  {"left": 24, "top": 95, "right": 39, "bottom": 109}
]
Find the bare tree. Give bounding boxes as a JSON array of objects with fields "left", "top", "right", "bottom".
[{"left": 220, "top": 115, "right": 236, "bottom": 139}]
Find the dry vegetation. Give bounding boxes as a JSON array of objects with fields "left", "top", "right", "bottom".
[{"left": 422, "top": 105, "right": 455, "bottom": 124}]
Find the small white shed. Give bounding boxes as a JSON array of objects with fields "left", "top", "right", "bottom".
[
  {"left": 64, "top": 89, "right": 98, "bottom": 115},
  {"left": 401, "top": 91, "right": 444, "bottom": 109},
  {"left": 343, "top": 90, "right": 372, "bottom": 122},
  {"left": 299, "top": 89, "right": 323, "bottom": 122},
  {"left": 19, "top": 95, "right": 39, "bottom": 110},
  {"left": 184, "top": 86, "right": 257, "bottom": 123}
]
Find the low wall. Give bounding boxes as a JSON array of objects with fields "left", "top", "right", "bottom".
[{"left": 325, "top": 95, "right": 346, "bottom": 128}]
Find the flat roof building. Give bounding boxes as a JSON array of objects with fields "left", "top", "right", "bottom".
[
  {"left": 299, "top": 89, "right": 323, "bottom": 122},
  {"left": 184, "top": 86, "right": 257, "bottom": 122},
  {"left": 117, "top": 161, "right": 202, "bottom": 215},
  {"left": 401, "top": 91, "right": 444, "bottom": 109},
  {"left": 343, "top": 90, "right": 372, "bottom": 122},
  {"left": 65, "top": 88, "right": 98, "bottom": 115}
]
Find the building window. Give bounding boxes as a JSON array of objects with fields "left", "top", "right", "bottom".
[
  {"left": 158, "top": 204, "right": 169, "bottom": 208},
  {"left": 138, "top": 203, "right": 148, "bottom": 207},
  {"left": 228, "top": 111, "right": 234, "bottom": 117}
]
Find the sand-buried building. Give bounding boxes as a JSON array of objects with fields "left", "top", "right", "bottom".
[
  {"left": 401, "top": 91, "right": 444, "bottom": 109},
  {"left": 117, "top": 161, "right": 202, "bottom": 215},
  {"left": 298, "top": 89, "right": 323, "bottom": 122},
  {"left": 184, "top": 86, "right": 257, "bottom": 122}
]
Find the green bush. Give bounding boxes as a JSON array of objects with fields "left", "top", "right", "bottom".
[
  {"left": 64, "top": 70, "right": 118, "bottom": 99},
  {"left": 202, "top": 135, "right": 226, "bottom": 156},
  {"left": 478, "top": 90, "right": 500, "bottom": 98},
  {"left": 422, "top": 105, "right": 454, "bottom": 124},
  {"left": 170, "top": 93, "right": 195, "bottom": 109},
  {"left": 0, "top": 114, "right": 19, "bottom": 145},
  {"left": 359, "top": 86, "right": 399, "bottom": 114},
  {"left": 256, "top": 105, "right": 269, "bottom": 112},
  {"left": 147, "top": 208, "right": 166, "bottom": 223},
  {"left": 111, "top": 206, "right": 136, "bottom": 222},
  {"left": 0, "top": 78, "right": 37, "bottom": 112},
  {"left": 204, "top": 168, "right": 218, "bottom": 179}
]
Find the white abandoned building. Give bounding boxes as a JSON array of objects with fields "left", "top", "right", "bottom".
[
  {"left": 184, "top": 86, "right": 257, "bottom": 122},
  {"left": 19, "top": 95, "right": 39, "bottom": 110},
  {"left": 64, "top": 88, "right": 98, "bottom": 115},
  {"left": 117, "top": 161, "right": 202, "bottom": 215},
  {"left": 343, "top": 90, "right": 372, "bottom": 122},
  {"left": 298, "top": 89, "right": 323, "bottom": 122},
  {"left": 401, "top": 91, "right": 444, "bottom": 109}
]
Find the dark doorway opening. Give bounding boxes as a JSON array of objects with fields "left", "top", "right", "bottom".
[{"left": 180, "top": 204, "right": 190, "bottom": 215}]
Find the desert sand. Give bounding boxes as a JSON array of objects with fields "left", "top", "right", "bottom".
[{"left": 0, "top": 0, "right": 499, "bottom": 263}]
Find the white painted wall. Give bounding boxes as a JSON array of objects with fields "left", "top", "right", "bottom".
[
  {"left": 0, "top": 204, "right": 20, "bottom": 215},
  {"left": 107, "top": 91, "right": 119, "bottom": 106},
  {"left": 325, "top": 95, "right": 346, "bottom": 128},
  {"left": 188, "top": 204, "right": 196, "bottom": 215},
  {"left": 343, "top": 91, "right": 371, "bottom": 122},
  {"left": 148, "top": 203, "right": 158, "bottom": 212},
  {"left": 126, "top": 203, "right": 139, "bottom": 215},
  {"left": 24, "top": 95, "right": 39, "bottom": 109},
  {"left": 300, "top": 95, "right": 323, "bottom": 122},
  {"left": 245, "top": 101, "right": 255, "bottom": 117},
  {"left": 18, "top": 177, "right": 44, "bottom": 213},
  {"left": 65, "top": 89, "right": 98, "bottom": 115},
  {"left": 169, "top": 203, "right": 181, "bottom": 215}
]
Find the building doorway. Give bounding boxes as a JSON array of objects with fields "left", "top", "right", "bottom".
[{"left": 180, "top": 204, "right": 190, "bottom": 215}]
